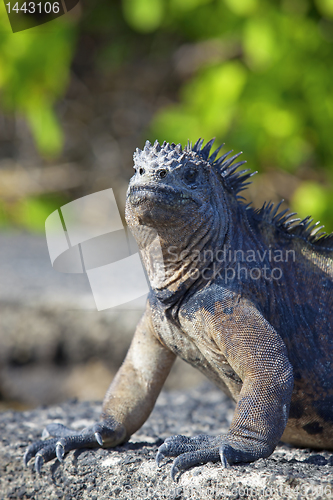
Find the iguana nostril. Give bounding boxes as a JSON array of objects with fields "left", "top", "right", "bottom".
[
  {"left": 139, "top": 168, "right": 144, "bottom": 175},
  {"left": 159, "top": 169, "right": 167, "bottom": 179}
]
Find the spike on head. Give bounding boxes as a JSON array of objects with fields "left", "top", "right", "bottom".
[
  {"left": 222, "top": 161, "right": 247, "bottom": 177},
  {"left": 220, "top": 152, "right": 243, "bottom": 172},
  {"left": 214, "top": 150, "right": 233, "bottom": 167},
  {"left": 154, "top": 140, "right": 161, "bottom": 152},
  {"left": 193, "top": 138, "right": 205, "bottom": 152},
  {"left": 209, "top": 143, "right": 224, "bottom": 163},
  {"left": 132, "top": 137, "right": 257, "bottom": 198},
  {"left": 201, "top": 138, "right": 215, "bottom": 160},
  {"left": 192, "top": 138, "right": 201, "bottom": 151}
]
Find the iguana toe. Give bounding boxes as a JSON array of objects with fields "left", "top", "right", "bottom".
[
  {"left": 24, "top": 419, "right": 126, "bottom": 471},
  {"left": 35, "top": 454, "right": 45, "bottom": 474},
  {"left": 156, "top": 433, "right": 222, "bottom": 479},
  {"left": 56, "top": 442, "right": 65, "bottom": 461}
]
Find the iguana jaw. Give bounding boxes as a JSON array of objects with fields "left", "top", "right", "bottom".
[{"left": 127, "top": 184, "right": 196, "bottom": 208}]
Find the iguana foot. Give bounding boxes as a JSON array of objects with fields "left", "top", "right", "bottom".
[
  {"left": 156, "top": 434, "right": 221, "bottom": 480},
  {"left": 156, "top": 433, "right": 270, "bottom": 480},
  {"left": 24, "top": 419, "right": 126, "bottom": 472}
]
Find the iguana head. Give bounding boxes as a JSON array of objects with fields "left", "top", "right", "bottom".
[
  {"left": 125, "top": 138, "right": 253, "bottom": 230},
  {"left": 125, "top": 138, "right": 255, "bottom": 292}
]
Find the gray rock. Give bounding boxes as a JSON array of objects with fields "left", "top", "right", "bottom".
[
  {"left": 0, "top": 232, "right": 205, "bottom": 407},
  {"left": 1, "top": 384, "right": 333, "bottom": 499}
]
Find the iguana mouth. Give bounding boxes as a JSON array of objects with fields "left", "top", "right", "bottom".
[{"left": 128, "top": 185, "right": 193, "bottom": 206}]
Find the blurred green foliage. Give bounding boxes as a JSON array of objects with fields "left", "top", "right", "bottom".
[
  {"left": 0, "top": 194, "right": 67, "bottom": 232},
  {"left": 147, "top": 0, "right": 333, "bottom": 168},
  {"left": 123, "top": 0, "right": 165, "bottom": 32},
  {"left": 1, "top": 0, "right": 333, "bottom": 232},
  {"left": 142, "top": 0, "right": 333, "bottom": 231},
  {"left": 0, "top": 2, "right": 76, "bottom": 157}
]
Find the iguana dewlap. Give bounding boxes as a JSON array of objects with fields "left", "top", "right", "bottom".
[{"left": 24, "top": 139, "right": 333, "bottom": 479}]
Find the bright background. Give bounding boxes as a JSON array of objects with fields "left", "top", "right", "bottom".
[{"left": 0, "top": 0, "right": 333, "bottom": 232}]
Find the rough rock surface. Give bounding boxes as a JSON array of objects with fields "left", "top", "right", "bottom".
[
  {"left": 0, "top": 232, "right": 205, "bottom": 409},
  {"left": 1, "top": 383, "right": 333, "bottom": 500}
]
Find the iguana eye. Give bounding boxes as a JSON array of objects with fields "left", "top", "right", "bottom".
[
  {"left": 184, "top": 168, "right": 198, "bottom": 185},
  {"left": 158, "top": 169, "right": 167, "bottom": 178}
]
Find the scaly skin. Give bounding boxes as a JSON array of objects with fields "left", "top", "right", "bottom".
[{"left": 24, "top": 138, "right": 333, "bottom": 480}]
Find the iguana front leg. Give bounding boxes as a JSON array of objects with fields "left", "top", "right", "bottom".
[
  {"left": 24, "top": 307, "right": 176, "bottom": 472},
  {"left": 157, "top": 292, "right": 294, "bottom": 479}
]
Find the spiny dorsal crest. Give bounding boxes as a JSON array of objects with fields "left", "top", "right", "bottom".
[
  {"left": 134, "top": 139, "right": 333, "bottom": 249},
  {"left": 252, "top": 200, "right": 333, "bottom": 248},
  {"left": 134, "top": 138, "right": 257, "bottom": 194}
]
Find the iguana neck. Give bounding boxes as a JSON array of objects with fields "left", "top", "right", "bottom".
[{"left": 136, "top": 194, "right": 230, "bottom": 299}]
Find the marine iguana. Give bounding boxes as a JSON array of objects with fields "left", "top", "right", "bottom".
[{"left": 24, "top": 138, "right": 333, "bottom": 480}]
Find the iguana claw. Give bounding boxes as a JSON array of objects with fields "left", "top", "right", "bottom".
[
  {"left": 35, "top": 455, "right": 44, "bottom": 474},
  {"left": 24, "top": 419, "right": 126, "bottom": 471},
  {"left": 95, "top": 432, "right": 103, "bottom": 446},
  {"left": 156, "top": 442, "right": 169, "bottom": 467},
  {"left": 170, "top": 462, "right": 180, "bottom": 482},
  {"left": 56, "top": 443, "right": 65, "bottom": 461},
  {"left": 156, "top": 434, "right": 221, "bottom": 480},
  {"left": 219, "top": 448, "right": 229, "bottom": 468}
]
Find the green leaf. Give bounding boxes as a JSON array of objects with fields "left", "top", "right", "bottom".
[
  {"left": 243, "top": 18, "right": 277, "bottom": 70},
  {"left": 292, "top": 181, "right": 328, "bottom": 222},
  {"left": 24, "top": 97, "right": 63, "bottom": 158},
  {"left": 152, "top": 61, "right": 247, "bottom": 140},
  {"left": 122, "top": 0, "right": 165, "bottom": 32},
  {"left": 10, "top": 196, "right": 66, "bottom": 233},
  {"left": 0, "top": 10, "right": 76, "bottom": 158},
  {"left": 315, "top": 0, "right": 333, "bottom": 18},
  {"left": 224, "top": 0, "right": 258, "bottom": 16},
  {"left": 170, "top": 0, "right": 213, "bottom": 13}
]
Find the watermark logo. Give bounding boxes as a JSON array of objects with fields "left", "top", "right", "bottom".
[
  {"left": 45, "top": 189, "right": 293, "bottom": 309},
  {"left": 93, "top": 481, "right": 333, "bottom": 499},
  {"left": 45, "top": 188, "right": 152, "bottom": 311},
  {"left": 4, "top": 0, "right": 79, "bottom": 33},
  {"left": 166, "top": 246, "right": 295, "bottom": 284}
]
